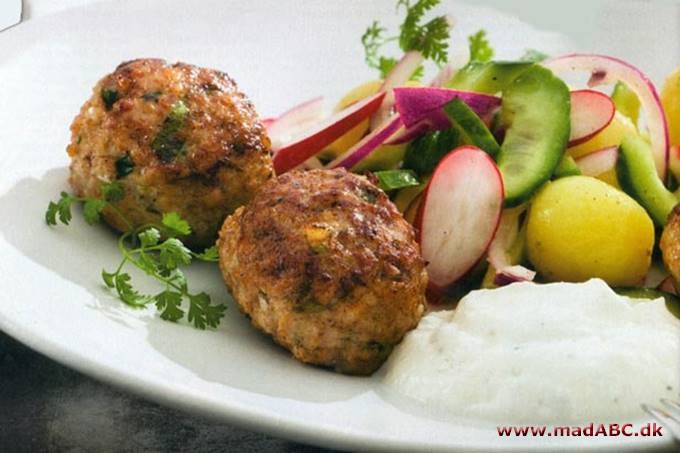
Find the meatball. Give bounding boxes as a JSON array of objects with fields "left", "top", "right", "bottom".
[
  {"left": 68, "top": 58, "right": 273, "bottom": 247},
  {"left": 218, "top": 169, "right": 427, "bottom": 375},
  {"left": 661, "top": 204, "right": 680, "bottom": 286}
]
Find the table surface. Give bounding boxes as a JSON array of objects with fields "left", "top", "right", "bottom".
[{"left": 0, "top": 331, "right": 335, "bottom": 452}]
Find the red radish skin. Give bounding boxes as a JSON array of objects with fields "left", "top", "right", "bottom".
[
  {"left": 569, "top": 90, "right": 615, "bottom": 146},
  {"left": 416, "top": 146, "right": 504, "bottom": 293},
  {"left": 267, "top": 96, "right": 325, "bottom": 148},
  {"left": 370, "top": 51, "right": 425, "bottom": 130},
  {"left": 575, "top": 146, "right": 619, "bottom": 177},
  {"left": 544, "top": 54, "right": 669, "bottom": 180},
  {"left": 273, "top": 92, "right": 385, "bottom": 174}
]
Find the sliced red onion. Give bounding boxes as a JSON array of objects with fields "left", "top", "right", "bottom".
[
  {"left": 267, "top": 96, "right": 326, "bottom": 149},
  {"left": 494, "top": 265, "right": 537, "bottom": 286},
  {"left": 574, "top": 146, "right": 619, "bottom": 177},
  {"left": 487, "top": 207, "right": 535, "bottom": 286},
  {"left": 543, "top": 54, "right": 669, "bottom": 180},
  {"left": 370, "top": 50, "right": 425, "bottom": 131},
  {"left": 384, "top": 121, "right": 433, "bottom": 145},
  {"left": 328, "top": 115, "right": 402, "bottom": 170},
  {"left": 394, "top": 86, "right": 501, "bottom": 128}
]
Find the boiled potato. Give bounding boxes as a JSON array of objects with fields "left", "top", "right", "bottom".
[
  {"left": 567, "top": 112, "right": 637, "bottom": 159},
  {"left": 661, "top": 67, "right": 680, "bottom": 145},
  {"left": 527, "top": 176, "right": 654, "bottom": 286}
]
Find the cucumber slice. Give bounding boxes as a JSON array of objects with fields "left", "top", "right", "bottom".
[
  {"left": 497, "top": 66, "right": 571, "bottom": 207},
  {"left": 615, "top": 287, "right": 680, "bottom": 320},
  {"left": 617, "top": 134, "right": 678, "bottom": 226},
  {"left": 443, "top": 98, "right": 500, "bottom": 157},
  {"left": 553, "top": 154, "right": 582, "bottom": 178},
  {"left": 447, "top": 61, "right": 533, "bottom": 94},
  {"left": 611, "top": 82, "right": 640, "bottom": 124}
]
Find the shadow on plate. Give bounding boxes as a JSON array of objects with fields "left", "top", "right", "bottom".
[{"left": 0, "top": 169, "right": 368, "bottom": 403}]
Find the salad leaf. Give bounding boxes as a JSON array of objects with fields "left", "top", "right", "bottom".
[
  {"left": 403, "top": 128, "right": 463, "bottom": 176},
  {"left": 374, "top": 169, "right": 420, "bottom": 191},
  {"left": 468, "top": 30, "right": 494, "bottom": 63}
]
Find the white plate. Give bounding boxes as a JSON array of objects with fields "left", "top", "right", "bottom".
[{"left": 0, "top": 0, "right": 677, "bottom": 450}]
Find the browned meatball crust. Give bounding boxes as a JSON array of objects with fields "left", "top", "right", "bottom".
[
  {"left": 218, "top": 169, "right": 427, "bottom": 375},
  {"left": 661, "top": 204, "right": 680, "bottom": 289},
  {"left": 68, "top": 58, "right": 273, "bottom": 247}
]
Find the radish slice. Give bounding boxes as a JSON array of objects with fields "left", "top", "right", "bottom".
[
  {"left": 417, "top": 146, "right": 504, "bottom": 291},
  {"left": 273, "top": 92, "right": 385, "bottom": 174},
  {"left": 267, "top": 97, "right": 326, "bottom": 148},
  {"left": 429, "top": 62, "right": 457, "bottom": 87},
  {"left": 327, "top": 115, "right": 402, "bottom": 170},
  {"left": 657, "top": 276, "right": 678, "bottom": 295},
  {"left": 544, "top": 54, "right": 669, "bottom": 179},
  {"left": 261, "top": 117, "right": 276, "bottom": 129},
  {"left": 394, "top": 86, "right": 501, "bottom": 128},
  {"left": 575, "top": 146, "right": 619, "bottom": 177},
  {"left": 569, "top": 90, "right": 615, "bottom": 146},
  {"left": 487, "top": 207, "right": 535, "bottom": 286},
  {"left": 370, "top": 50, "right": 425, "bottom": 130}
]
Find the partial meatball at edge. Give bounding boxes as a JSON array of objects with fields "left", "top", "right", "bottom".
[
  {"left": 217, "top": 169, "right": 428, "bottom": 375},
  {"left": 661, "top": 204, "right": 680, "bottom": 288},
  {"left": 67, "top": 58, "right": 273, "bottom": 247}
]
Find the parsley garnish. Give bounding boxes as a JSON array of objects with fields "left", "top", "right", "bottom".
[
  {"left": 115, "top": 154, "right": 134, "bottom": 178},
  {"left": 361, "top": 0, "right": 450, "bottom": 80},
  {"left": 468, "top": 30, "right": 494, "bottom": 63},
  {"left": 46, "top": 183, "right": 226, "bottom": 330},
  {"left": 520, "top": 49, "right": 549, "bottom": 63},
  {"left": 152, "top": 100, "right": 189, "bottom": 162},
  {"left": 101, "top": 88, "right": 119, "bottom": 110}
]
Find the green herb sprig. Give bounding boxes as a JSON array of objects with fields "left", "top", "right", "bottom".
[
  {"left": 467, "top": 30, "right": 494, "bottom": 63},
  {"left": 46, "top": 182, "right": 226, "bottom": 329},
  {"left": 361, "top": 0, "right": 450, "bottom": 79}
]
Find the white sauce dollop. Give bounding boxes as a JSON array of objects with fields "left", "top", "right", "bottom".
[{"left": 382, "top": 279, "right": 680, "bottom": 424}]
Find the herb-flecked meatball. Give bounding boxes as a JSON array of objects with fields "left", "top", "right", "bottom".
[
  {"left": 218, "top": 169, "right": 427, "bottom": 375},
  {"left": 68, "top": 58, "right": 273, "bottom": 247}
]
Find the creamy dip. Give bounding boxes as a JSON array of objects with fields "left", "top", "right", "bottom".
[{"left": 382, "top": 279, "right": 679, "bottom": 424}]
